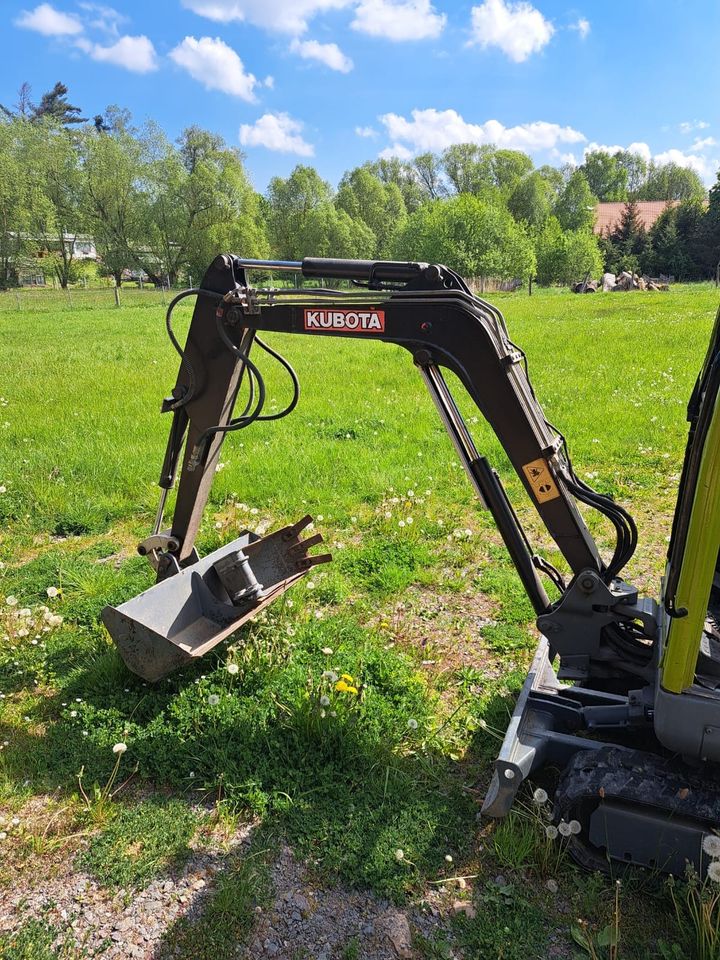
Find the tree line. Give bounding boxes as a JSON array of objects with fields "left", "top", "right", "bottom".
[{"left": 1, "top": 82, "right": 718, "bottom": 289}]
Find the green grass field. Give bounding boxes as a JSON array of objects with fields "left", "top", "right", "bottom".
[{"left": 1, "top": 283, "right": 719, "bottom": 959}]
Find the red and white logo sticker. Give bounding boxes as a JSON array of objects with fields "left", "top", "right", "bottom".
[{"left": 304, "top": 308, "right": 385, "bottom": 333}]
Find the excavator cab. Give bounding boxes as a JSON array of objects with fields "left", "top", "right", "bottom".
[{"left": 102, "top": 255, "right": 720, "bottom": 876}]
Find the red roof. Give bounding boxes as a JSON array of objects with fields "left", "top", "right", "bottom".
[{"left": 593, "top": 200, "right": 679, "bottom": 236}]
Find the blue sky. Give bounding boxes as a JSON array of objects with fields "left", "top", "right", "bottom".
[{"left": 2, "top": 0, "right": 719, "bottom": 191}]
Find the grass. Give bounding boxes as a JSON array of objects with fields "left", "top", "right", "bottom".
[{"left": 1, "top": 283, "right": 719, "bottom": 956}]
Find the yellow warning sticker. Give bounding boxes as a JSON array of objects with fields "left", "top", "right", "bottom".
[{"left": 522, "top": 458, "right": 560, "bottom": 504}]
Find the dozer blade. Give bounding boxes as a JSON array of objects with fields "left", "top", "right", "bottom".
[{"left": 102, "top": 516, "right": 331, "bottom": 682}]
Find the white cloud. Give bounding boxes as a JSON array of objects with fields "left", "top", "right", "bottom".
[
  {"left": 239, "top": 112, "right": 314, "bottom": 155},
  {"left": 77, "top": 3, "right": 127, "bottom": 36},
  {"left": 290, "top": 37, "right": 353, "bottom": 72},
  {"left": 76, "top": 34, "right": 158, "bottom": 72},
  {"left": 468, "top": 0, "right": 554, "bottom": 62},
  {"left": 15, "top": 3, "right": 83, "bottom": 36},
  {"left": 680, "top": 120, "right": 710, "bottom": 134},
  {"left": 379, "top": 108, "right": 585, "bottom": 153},
  {"left": 570, "top": 16, "right": 590, "bottom": 39},
  {"left": 692, "top": 136, "right": 717, "bottom": 151},
  {"left": 351, "top": 0, "right": 446, "bottom": 41},
  {"left": 263, "top": 75, "right": 275, "bottom": 88},
  {"left": 169, "top": 36, "right": 258, "bottom": 100},
  {"left": 182, "top": 0, "right": 351, "bottom": 35},
  {"left": 355, "top": 125, "right": 378, "bottom": 138},
  {"left": 379, "top": 143, "right": 413, "bottom": 159},
  {"left": 585, "top": 141, "right": 652, "bottom": 162}
]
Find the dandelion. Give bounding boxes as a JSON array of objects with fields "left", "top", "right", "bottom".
[
  {"left": 306, "top": 581, "right": 316, "bottom": 590},
  {"left": 477, "top": 718, "right": 488, "bottom": 730},
  {"left": 286, "top": 626, "right": 296, "bottom": 637},
  {"left": 406, "top": 517, "right": 413, "bottom": 525},
  {"left": 335, "top": 679, "right": 358, "bottom": 695},
  {"left": 0, "top": 832, "right": 6, "bottom": 841},
  {"left": 322, "top": 670, "right": 339, "bottom": 682},
  {"left": 17, "top": 628, "right": 28, "bottom": 638},
  {"left": 47, "top": 614, "right": 63, "bottom": 628},
  {"left": 321, "top": 647, "right": 333, "bottom": 655},
  {"left": 17, "top": 608, "right": 31, "bottom": 618},
  {"left": 703, "top": 834, "right": 720, "bottom": 859},
  {"left": 0, "top": 487, "right": 5, "bottom": 495},
  {"left": 407, "top": 719, "right": 419, "bottom": 730},
  {"left": 708, "top": 861, "right": 720, "bottom": 883},
  {"left": 533, "top": 788, "right": 549, "bottom": 805},
  {"left": 5, "top": 596, "right": 17, "bottom": 606},
  {"left": 351, "top": 516, "right": 357, "bottom": 523},
  {"left": 398, "top": 521, "right": 406, "bottom": 528},
  {"left": 558, "top": 821, "right": 572, "bottom": 837},
  {"left": 341, "top": 673, "right": 354, "bottom": 683},
  {"left": 385, "top": 511, "right": 392, "bottom": 519},
  {"left": 226, "top": 663, "right": 239, "bottom": 676},
  {"left": 70, "top": 710, "right": 77, "bottom": 718},
  {"left": 320, "top": 695, "right": 331, "bottom": 707},
  {"left": 444, "top": 854, "right": 453, "bottom": 863},
  {"left": 112, "top": 742, "right": 127, "bottom": 755},
  {"left": 545, "top": 878, "right": 559, "bottom": 894},
  {"left": 569, "top": 820, "right": 582, "bottom": 836},
  {"left": 46, "top": 587, "right": 60, "bottom": 598},
  {"left": 207, "top": 694, "right": 220, "bottom": 706},
  {"left": 407, "top": 490, "right": 415, "bottom": 497},
  {"left": 395, "top": 849, "right": 405, "bottom": 861},
  {"left": 545, "top": 825, "right": 558, "bottom": 840}
]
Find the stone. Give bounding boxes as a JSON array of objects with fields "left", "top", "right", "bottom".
[
  {"left": 452, "top": 900, "right": 476, "bottom": 919},
  {"left": 383, "top": 911, "right": 414, "bottom": 959}
]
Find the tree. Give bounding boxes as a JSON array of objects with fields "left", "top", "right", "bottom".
[
  {"left": 0, "top": 120, "right": 37, "bottom": 287},
  {"left": 554, "top": 170, "right": 597, "bottom": 231},
  {"left": 535, "top": 217, "right": 603, "bottom": 285},
  {"left": 394, "top": 194, "right": 536, "bottom": 281},
  {"left": 615, "top": 150, "right": 648, "bottom": 197},
  {"left": 442, "top": 143, "right": 494, "bottom": 194},
  {"left": 695, "top": 172, "right": 720, "bottom": 279},
  {"left": 412, "top": 152, "right": 447, "bottom": 200},
  {"left": 335, "top": 167, "right": 407, "bottom": 258},
  {"left": 638, "top": 162, "right": 706, "bottom": 202},
  {"left": 580, "top": 151, "right": 628, "bottom": 201},
  {"left": 491, "top": 149, "right": 534, "bottom": 196},
  {"left": 605, "top": 199, "right": 649, "bottom": 274},
  {"left": 302, "top": 203, "right": 376, "bottom": 259},
  {"left": 508, "top": 172, "right": 553, "bottom": 231},
  {"left": 365, "top": 157, "right": 425, "bottom": 212},
  {"left": 266, "top": 165, "right": 333, "bottom": 260}
]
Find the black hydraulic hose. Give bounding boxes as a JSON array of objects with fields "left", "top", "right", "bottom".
[{"left": 253, "top": 336, "right": 300, "bottom": 421}]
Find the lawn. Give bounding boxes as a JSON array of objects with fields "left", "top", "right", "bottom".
[{"left": 0, "top": 282, "right": 719, "bottom": 959}]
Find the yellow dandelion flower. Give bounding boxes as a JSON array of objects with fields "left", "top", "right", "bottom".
[
  {"left": 341, "top": 673, "right": 354, "bottom": 684},
  {"left": 335, "top": 680, "right": 359, "bottom": 695}
]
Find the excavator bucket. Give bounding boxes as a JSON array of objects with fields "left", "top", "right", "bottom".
[{"left": 102, "top": 516, "right": 331, "bottom": 682}]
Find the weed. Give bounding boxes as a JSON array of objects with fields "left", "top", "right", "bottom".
[
  {"left": 668, "top": 869, "right": 720, "bottom": 960},
  {"left": 78, "top": 799, "right": 198, "bottom": 889}
]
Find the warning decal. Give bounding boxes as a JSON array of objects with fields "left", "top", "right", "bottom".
[
  {"left": 304, "top": 309, "right": 385, "bottom": 333},
  {"left": 522, "top": 457, "right": 561, "bottom": 504}
]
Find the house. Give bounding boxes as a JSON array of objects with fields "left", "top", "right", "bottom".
[{"left": 593, "top": 201, "right": 679, "bottom": 236}]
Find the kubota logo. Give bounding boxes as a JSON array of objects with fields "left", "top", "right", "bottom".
[{"left": 304, "top": 309, "right": 385, "bottom": 333}]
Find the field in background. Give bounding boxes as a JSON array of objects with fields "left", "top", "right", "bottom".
[{"left": 1, "top": 284, "right": 719, "bottom": 958}]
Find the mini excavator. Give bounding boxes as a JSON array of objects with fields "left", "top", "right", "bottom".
[{"left": 103, "top": 254, "right": 720, "bottom": 877}]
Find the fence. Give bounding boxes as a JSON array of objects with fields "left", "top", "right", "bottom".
[{"left": 0, "top": 285, "right": 176, "bottom": 313}]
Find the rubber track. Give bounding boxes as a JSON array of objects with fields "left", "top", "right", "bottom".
[{"left": 554, "top": 746, "right": 720, "bottom": 873}]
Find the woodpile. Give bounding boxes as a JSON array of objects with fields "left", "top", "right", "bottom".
[{"left": 572, "top": 272, "right": 670, "bottom": 293}]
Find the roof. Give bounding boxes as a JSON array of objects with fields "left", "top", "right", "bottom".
[{"left": 593, "top": 200, "right": 679, "bottom": 236}]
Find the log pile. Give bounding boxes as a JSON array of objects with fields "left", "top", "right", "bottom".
[{"left": 572, "top": 272, "right": 670, "bottom": 293}]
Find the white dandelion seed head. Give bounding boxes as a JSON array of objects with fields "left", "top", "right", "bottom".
[
  {"left": 545, "top": 825, "right": 558, "bottom": 840},
  {"left": 569, "top": 820, "right": 582, "bottom": 836},
  {"left": 708, "top": 861, "right": 720, "bottom": 883},
  {"left": 17, "top": 608, "right": 32, "bottom": 618},
  {"left": 112, "top": 742, "right": 127, "bottom": 755},
  {"left": 477, "top": 718, "right": 488, "bottom": 730},
  {"left": 322, "top": 670, "right": 339, "bottom": 683},
  {"left": 5, "top": 596, "right": 17, "bottom": 606},
  {"left": 533, "top": 788, "right": 549, "bottom": 805},
  {"left": 395, "top": 849, "right": 405, "bottom": 861},
  {"left": 207, "top": 694, "right": 220, "bottom": 706},
  {"left": 306, "top": 581, "right": 316, "bottom": 590},
  {"left": 444, "top": 854, "right": 453, "bottom": 863},
  {"left": 46, "top": 587, "right": 60, "bottom": 598},
  {"left": 558, "top": 821, "right": 572, "bottom": 837},
  {"left": 320, "top": 695, "right": 330, "bottom": 707},
  {"left": 703, "top": 834, "right": 720, "bottom": 859},
  {"left": 226, "top": 663, "right": 239, "bottom": 675},
  {"left": 407, "top": 718, "right": 418, "bottom": 730}
]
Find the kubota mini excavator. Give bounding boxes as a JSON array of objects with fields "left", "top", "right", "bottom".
[{"left": 103, "top": 254, "right": 720, "bottom": 877}]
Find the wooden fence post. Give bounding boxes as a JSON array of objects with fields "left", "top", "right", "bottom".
[{"left": 114, "top": 286, "right": 121, "bottom": 308}]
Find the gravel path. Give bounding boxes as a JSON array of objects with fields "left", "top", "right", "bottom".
[{"left": 1, "top": 815, "right": 461, "bottom": 959}]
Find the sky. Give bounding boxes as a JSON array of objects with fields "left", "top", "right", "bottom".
[{"left": 1, "top": 0, "right": 719, "bottom": 192}]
